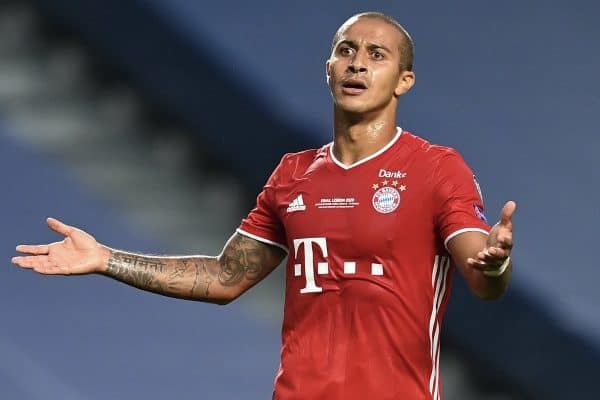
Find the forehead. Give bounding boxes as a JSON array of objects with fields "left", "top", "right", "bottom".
[{"left": 335, "top": 17, "right": 403, "bottom": 49}]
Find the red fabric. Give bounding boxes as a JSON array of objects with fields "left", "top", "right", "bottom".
[{"left": 239, "top": 131, "right": 490, "bottom": 400}]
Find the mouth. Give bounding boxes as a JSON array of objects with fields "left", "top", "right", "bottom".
[{"left": 341, "top": 79, "right": 368, "bottom": 95}]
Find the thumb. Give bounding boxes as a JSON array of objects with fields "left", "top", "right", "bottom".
[
  {"left": 47, "top": 217, "right": 74, "bottom": 237},
  {"left": 499, "top": 201, "right": 517, "bottom": 227}
]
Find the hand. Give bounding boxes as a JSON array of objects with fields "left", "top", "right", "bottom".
[
  {"left": 12, "top": 218, "right": 107, "bottom": 275},
  {"left": 467, "top": 201, "right": 516, "bottom": 273}
]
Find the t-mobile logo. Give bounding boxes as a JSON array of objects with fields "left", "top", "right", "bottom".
[
  {"left": 293, "top": 237, "right": 384, "bottom": 294},
  {"left": 293, "top": 237, "right": 329, "bottom": 293}
]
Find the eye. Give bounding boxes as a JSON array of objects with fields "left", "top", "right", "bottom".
[
  {"left": 371, "top": 51, "right": 384, "bottom": 60},
  {"left": 339, "top": 46, "right": 353, "bottom": 56}
]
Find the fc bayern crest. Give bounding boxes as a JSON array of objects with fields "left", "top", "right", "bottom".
[{"left": 372, "top": 186, "right": 401, "bottom": 214}]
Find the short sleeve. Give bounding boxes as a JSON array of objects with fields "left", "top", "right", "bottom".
[
  {"left": 433, "top": 149, "right": 491, "bottom": 249},
  {"left": 237, "top": 157, "right": 287, "bottom": 251}
]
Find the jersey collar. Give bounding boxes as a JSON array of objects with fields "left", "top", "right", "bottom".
[{"left": 329, "top": 127, "right": 403, "bottom": 170}]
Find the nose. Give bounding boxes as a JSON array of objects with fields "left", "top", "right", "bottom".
[
  {"left": 348, "top": 50, "right": 368, "bottom": 74},
  {"left": 348, "top": 63, "right": 367, "bottom": 74}
]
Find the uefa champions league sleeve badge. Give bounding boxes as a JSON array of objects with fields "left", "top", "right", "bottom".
[{"left": 473, "top": 174, "right": 484, "bottom": 203}]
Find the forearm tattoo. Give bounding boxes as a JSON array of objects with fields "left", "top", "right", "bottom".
[
  {"left": 104, "top": 234, "right": 283, "bottom": 301},
  {"left": 106, "top": 254, "right": 168, "bottom": 292}
]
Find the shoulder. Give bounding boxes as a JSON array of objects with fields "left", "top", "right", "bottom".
[
  {"left": 400, "top": 131, "right": 463, "bottom": 163},
  {"left": 279, "top": 145, "right": 326, "bottom": 166},
  {"left": 274, "top": 144, "right": 329, "bottom": 178},
  {"left": 400, "top": 131, "right": 474, "bottom": 186},
  {"left": 402, "top": 131, "right": 470, "bottom": 177}
]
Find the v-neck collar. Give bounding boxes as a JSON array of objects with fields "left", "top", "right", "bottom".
[{"left": 329, "top": 127, "right": 403, "bottom": 170}]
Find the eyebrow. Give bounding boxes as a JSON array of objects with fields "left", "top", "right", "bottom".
[{"left": 337, "top": 39, "right": 393, "bottom": 54}]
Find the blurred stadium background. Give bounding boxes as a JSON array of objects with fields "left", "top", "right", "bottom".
[{"left": 1, "top": 0, "right": 598, "bottom": 398}]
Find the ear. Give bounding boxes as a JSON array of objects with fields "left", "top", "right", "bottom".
[
  {"left": 394, "top": 70, "right": 416, "bottom": 97},
  {"left": 325, "top": 59, "right": 331, "bottom": 84}
]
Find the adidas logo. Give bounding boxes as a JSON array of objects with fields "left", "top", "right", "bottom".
[{"left": 286, "top": 195, "right": 306, "bottom": 213}]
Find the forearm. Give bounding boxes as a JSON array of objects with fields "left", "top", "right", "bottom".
[
  {"left": 448, "top": 231, "right": 512, "bottom": 300},
  {"left": 460, "top": 260, "right": 512, "bottom": 300},
  {"left": 100, "top": 247, "right": 231, "bottom": 304},
  {"left": 98, "top": 233, "right": 285, "bottom": 304}
]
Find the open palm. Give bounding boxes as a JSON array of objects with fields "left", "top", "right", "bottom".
[
  {"left": 12, "top": 218, "right": 105, "bottom": 275},
  {"left": 466, "top": 201, "right": 516, "bottom": 270}
]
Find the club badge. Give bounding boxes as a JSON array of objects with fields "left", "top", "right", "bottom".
[{"left": 371, "top": 179, "right": 406, "bottom": 214}]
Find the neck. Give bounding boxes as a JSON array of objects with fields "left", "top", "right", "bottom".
[{"left": 332, "top": 108, "right": 398, "bottom": 166}]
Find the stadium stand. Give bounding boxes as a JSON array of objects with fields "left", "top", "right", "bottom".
[{"left": 3, "top": 0, "right": 599, "bottom": 398}]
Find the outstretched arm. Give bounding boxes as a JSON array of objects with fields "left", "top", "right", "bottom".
[
  {"left": 12, "top": 218, "right": 287, "bottom": 304},
  {"left": 447, "top": 201, "right": 516, "bottom": 300}
]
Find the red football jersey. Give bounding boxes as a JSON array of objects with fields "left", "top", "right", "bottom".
[{"left": 238, "top": 129, "right": 490, "bottom": 400}]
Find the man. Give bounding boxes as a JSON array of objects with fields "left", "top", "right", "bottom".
[{"left": 12, "top": 11, "right": 515, "bottom": 400}]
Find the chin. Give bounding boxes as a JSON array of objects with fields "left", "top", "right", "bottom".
[
  {"left": 336, "top": 96, "right": 395, "bottom": 117},
  {"left": 335, "top": 99, "right": 373, "bottom": 114}
]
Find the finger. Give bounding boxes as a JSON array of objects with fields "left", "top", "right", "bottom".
[
  {"left": 12, "top": 256, "right": 63, "bottom": 274},
  {"left": 496, "top": 231, "right": 513, "bottom": 250},
  {"left": 12, "top": 255, "right": 51, "bottom": 269},
  {"left": 499, "top": 201, "right": 517, "bottom": 227},
  {"left": 487, "top": 246, "right": 511, "bottom": 259},
  {"left": 15, "top": 244, "right": 50, "bottom": 255},
  {"left": 467, "top": 257, "right": 490, "bottom": 271},
  {"left": 467, "top": 257, "right": 506, "bottom": 272},
  {"left": 47, "top": 217, "right": 74, "bottom": 237},
  {"left": 474, "top": 248, "right": 509, "bottom": 266},
  {"left": 476, "top": 250, "right": 503, "bottom": 265}
]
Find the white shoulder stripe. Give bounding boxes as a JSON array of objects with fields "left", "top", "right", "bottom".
[
  {"left": 236, "top": 229, "right": 288, "bottom": 252},
  {"left": 444, "top": 228, "right": 489, "bottom": 250}
]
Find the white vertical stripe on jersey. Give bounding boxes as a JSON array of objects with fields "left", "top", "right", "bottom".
[
  {"left": 433, "top": 257, "right": 450, "bottom": 400},
  {"left": 429, "top": 256, "right": 450, "bottom": 399},
  {"left": 428, "top": 256, "right": 440, "bottom": 383},
  {"left": 428, "top": 256, "right": 442, "bottom": 394},
  {"left": 434, "top": 335, "right": 442, "bottom": 400},
  {"left": 431, "top": 326, "right": 441, "bottom": 395},
  {"left": 437, "top": 257, "right": 450, "bottom": 312},
  {"left": 431, "top": 255, "right": 440, "bottom": 287}
]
